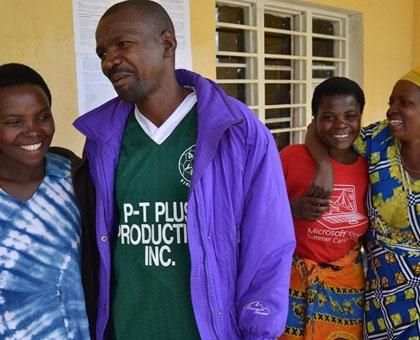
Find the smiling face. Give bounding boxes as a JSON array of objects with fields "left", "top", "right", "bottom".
[
  {"left": 387, "top": 80, "right": 420, "bottom": 142},
  {"left": 95, "top": 6, "right": 173, "bottom": 105},
  {"left": 0, "top": 84, "right": 54, "bottom": 170},
  {"left": 316, "top": 95, "right": 362, "bottom": 161}
]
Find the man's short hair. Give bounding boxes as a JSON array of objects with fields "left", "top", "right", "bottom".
[
  {"left": 311, "top": 77, "right": 365, "bottom": 117},
  {"left": 0, "top": 63, "right": 52, "bottom": 105},
  {"left": 101, "top": 0, "right": 174, "bottom": 36}
]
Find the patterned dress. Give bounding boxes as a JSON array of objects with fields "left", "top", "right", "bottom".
[
  {"left": 354, "top": 120, "right": 420, "bottom": 339},
  {"left": 0, "top": 153, "right": 90, "bottom": 339},
  {"left": 280, "top": 250, "right": 365, "bottom": 340}
]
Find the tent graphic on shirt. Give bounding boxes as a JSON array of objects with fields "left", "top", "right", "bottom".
[
  {"left": 319, "top": 184, "right": 368, "bottom": 229},
  {"left": 329, "top": 189, "right": 353, "bottom": 212}
]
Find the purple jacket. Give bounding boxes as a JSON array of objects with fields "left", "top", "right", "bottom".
[{"left": 74, "top": 69, "right": 295, "bottom": 340}]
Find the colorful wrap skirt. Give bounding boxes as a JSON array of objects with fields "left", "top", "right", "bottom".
[
  {"left": 364, "top": 232, "right": 420, "bottom": 339},
  {"left": 279, "top": 248, "right": 365, "bottom": 340}
]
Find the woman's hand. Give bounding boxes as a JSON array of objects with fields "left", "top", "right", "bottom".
[{"left": 290, "top": 193, "right": 330, "bottom": 220}]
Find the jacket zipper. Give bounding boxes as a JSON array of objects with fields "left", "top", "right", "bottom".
[{"left": 190, "top": 184, "right": 221, "bottom": 340}]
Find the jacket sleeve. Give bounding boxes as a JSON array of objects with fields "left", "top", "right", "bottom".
[{"left": 236, "top": 129, "right": 295, "bottom": 339}]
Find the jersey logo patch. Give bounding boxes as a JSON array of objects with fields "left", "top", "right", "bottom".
[{"left": 178, "top": 144, "right": 195, "bottom": 187}]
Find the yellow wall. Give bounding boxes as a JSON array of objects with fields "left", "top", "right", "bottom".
[
  {"left": 413, "top": 0, "right": 420, "bottom": 67},
  {"left": 0, "top": 1, "right": 81, "bottom": 153},
  {"left": 0, "top": 0, "right": 418, "bottom": 154},
  {"left": 304, "top": 0, "right": 415, "bottom": 125},
  {"left": 190, "top": 0, "right": 216, "bottom": 79}
]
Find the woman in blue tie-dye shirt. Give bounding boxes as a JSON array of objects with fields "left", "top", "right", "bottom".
[{"left": 0, "top": 63, "right": 97, "bottom": 339}]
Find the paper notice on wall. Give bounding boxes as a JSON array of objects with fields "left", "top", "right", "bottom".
[{"left": 72, "top": 0, "right": 193, "bottom": 114}]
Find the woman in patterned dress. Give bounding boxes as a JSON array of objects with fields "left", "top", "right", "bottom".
[
  {"left": 306, "top": 67, "right": 420, "bottom": 339},
  {"left": 0, "top": 63, "right": 97, "bottom": 339}
]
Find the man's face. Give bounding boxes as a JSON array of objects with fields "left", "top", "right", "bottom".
[{"left": 95, "top": 7, "right": 167, "bottom": 103}]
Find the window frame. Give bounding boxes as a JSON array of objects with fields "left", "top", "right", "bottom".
[{"left": 215, "top": 0, "right": 351, "bottom": 149}]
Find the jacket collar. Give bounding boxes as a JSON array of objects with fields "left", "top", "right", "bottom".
[
  {"left": 74, "top": 70, "right": 242, "bottom": 141},
  {"left": 176, "top": 69, "right": 242, "bottom": 138},
  {"left": 73, "top": 70, "right": 244, "bottom": 187},
  {"left": 176, "top": 70, "right": 243, "bottom": 188},
  {"left": 73, "top": 97, "right": 134, "bottom": 144}
]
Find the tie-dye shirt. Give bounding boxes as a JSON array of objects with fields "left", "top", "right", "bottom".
[{"left": 0, "top": 152, "right": 90, "bottom": 339}]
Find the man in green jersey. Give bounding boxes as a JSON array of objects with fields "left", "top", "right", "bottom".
[{"left": 75, "top": 1, "right": 296, "bottom": 339}]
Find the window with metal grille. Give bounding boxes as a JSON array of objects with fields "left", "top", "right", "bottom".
[{"left": 215, "top": 0, "right": 352, "bottom": 150}]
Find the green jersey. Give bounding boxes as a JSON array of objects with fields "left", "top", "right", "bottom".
[{"left": 112, "top": 104, "right": 200, "bottom": 339}]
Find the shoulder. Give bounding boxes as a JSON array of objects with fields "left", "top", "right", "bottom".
[
  {"left": 48, "top": 146, "right": 80, "bottom": 161},
  {"left": 178, "top": 69, "right": 273, "bottom": 147},
  {"left": 280, "top": 144, "right": 312, "bottom": 163},
  {"left": 48, "top": 146, "right": 81, "bottom": 168},
  {"left": 354, "top": 120, "right": 392, "bottom": 157},
  {"left": 73, "top": 97, "right": 134, "bottom": 141},
  {"left": 45, "top": 151, "right": 72, "bottom": 179},
  {"left": 281, "top": 144, "right": 307, "bottom": 157},
  {"left": 178, "top": 70, "right": 279, "bottom": 174},
  {"left": 337, "top": 155, "right": 368, "bottom": 174},
  {"left": 225, "top": 96, "right": 275, "bottom": 151},
  {"left": 360, "top": 119, "right": 390, "bottom": 141},
  {"left": 356, "top": 155, "right": 368, "bottom": 169},
  {"left": 355, "top": 156, "right": 369, "bottom": 180}
]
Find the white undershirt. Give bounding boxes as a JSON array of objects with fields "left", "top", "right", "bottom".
[{"left": 134, "top": 90, "right": 197, "bottom": 145}]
